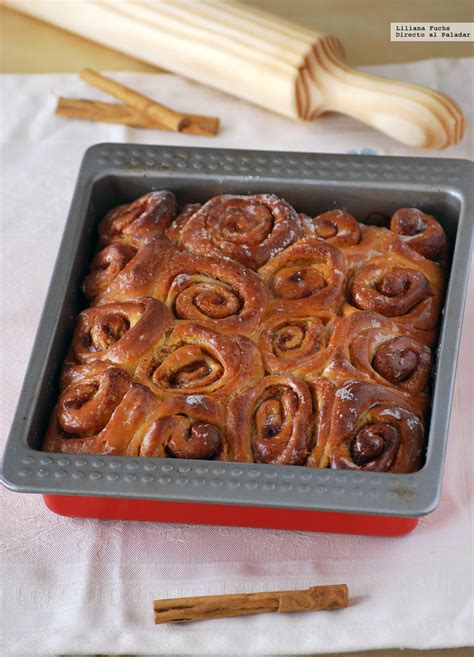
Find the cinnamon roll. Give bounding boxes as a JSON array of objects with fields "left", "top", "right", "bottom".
[
  {"left": 135, "top": 322, "right": 264, "bottom": 399},
  {"left": 390, "top": 208, "right": 447, "bottom": 263},
  {"left": 323, "top": 311, "right": 432, "bottom": 396},
  {"left": 94, "top": 237, "right": 176, "bottom": 305},
  {"left": 83, "top": 242, "right": 137, "bottom": 302},
  {"left": 302, "top": 209, "right": 361, "bottom": 247},
  {"left": 257, "top": 310, "right": 335, "bottom": 376},
  {"left": 44, "top": 190, "right": 449, "bottom": 475},
  {"left": 153, "top": 251, "right": 269, "bottom": 335},
  {"left": 349, "top": 255, "right": 443, "bottom": 344},
  {"left": 67, "top": 298, "right": 173, "bottom": 374},
  {"left": 139, "top": 395, "right": 228, "bottom": 460},
  {"left": 99, "top": 191, "right": 177, "bottom": 246},
  {"left": 258, "top": 237, "right": 346, "bottom": 314},
  {"left": 180, "top": 194, "right": 304, "bottom": 270},
  {"left": 44, "top": 363, "right": 157, "bottom": 455},
  {"left": 166, "top": 203, "right": 201, "bottom": 243},
  {"left": 227, "top": 375, "right": 314, "bottom": 465},
  {"left": 316, "top": 381, "right": 425, "bottom": 472}
]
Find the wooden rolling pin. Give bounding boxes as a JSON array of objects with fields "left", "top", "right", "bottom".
[{"left": 8, "top": 0, "right": 464, "bottom": 148}]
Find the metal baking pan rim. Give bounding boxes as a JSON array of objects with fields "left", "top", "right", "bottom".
[{"left": 2, "top": 145, "right": 472, "bottom": 520}]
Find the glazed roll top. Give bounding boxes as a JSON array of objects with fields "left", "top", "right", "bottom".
[{"left": 44, "top": 191, "right": 448, "bottom": 472}]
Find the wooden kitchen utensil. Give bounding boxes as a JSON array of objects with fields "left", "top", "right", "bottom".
[{"left": 8, "top": 0, "right": 464, "bottom": 148}]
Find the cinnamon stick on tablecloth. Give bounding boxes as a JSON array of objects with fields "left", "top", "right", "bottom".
[
  {"left": 56, "top": 97, "right": 220, "bottom": 136},
  {"left": 153, "top": 584, "right": 349, "bottom": 624},
  {"left": 80, "top": 67, "right": 188, "bottom": 132}
]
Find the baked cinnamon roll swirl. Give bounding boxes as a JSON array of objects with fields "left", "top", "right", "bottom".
[
  {"left": 349, "top": 256, "right": 443, "bottom": 343},
  {"left": 139, "top": 395, "right": 228, "bottom": 460},
  {"left": 227, "top": 375, "right": 313, "bottom": 465},
  {"left": 317, "top": 381, "right": 425, "bottom": 472},
  {"left": 302, "top": 209, "right": 361, "bottom": 247},
  {"left": 324, "top": 311, "right": 432, "bottom": 395},
  {"left": 99, "top": 191, "right": 177, "bottom": 246},
  {"left": 83, "top": 242, "right": 137, "bottom": 302},
  {"left": 166, "top": 203, "right": 201, "bottom": 243},
  {"left": 153, "top": 251, "right": 269, "bottom": 335},
  {"left": 258, "top": 237, "right": 345, "bottom": 314},
  {"left": 68, "top": 298, "right": 173, "bottom": 374},
  {"left": 94, "top": 237, "right": 176, "bottom": 305},
  {"left": 44, "top": 363, "right": 157, "bottom": 455},
  {"left": 135, "top": 322, "right": 263, "bottom": 399},
  {"left": 43, "top": 189, "right": 449, "bottom": 474},
  {"left": 390, "top": 208, "right": 447, "bottom": 263},
  {"left": 257, "top": 311, "right": 335, "bottom": 376},
  {"left": 180, "top": 194, "right": 304, "bottom": 270}
]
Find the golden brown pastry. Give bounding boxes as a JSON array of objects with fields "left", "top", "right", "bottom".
[
  {"left": 390, "top": 208, "right": 448, "bottom": 263},
  {"left": 348, "top": 250, "right": 443, "bottom": 345},
  {"left": 227, "top": 375, "right": 314, "bottom": 465},
  {"left": 302, "top": 209, "right": 361, "bottom": 246},
  {"left": 305, "top": 376, "right": 337, "bottom": 467},
  {"left": 44, "top": 191, "right": 448, "bottom": 473},
  {"left": 139, "top": 395, "right": 228, "bottom": 460},
  {"left": 44, "top": 363, "right": 157, "bottom": 455},
  {"left": 152, "top": 250, "right": 269, "bottom": 335},
  {"left": 83, "top": 241, "right": 138, "bottom": 301},
  {"left": 99, "top": 190, "right": 177, "bottom": 246},
  {"left": 322, "top": 311, "right": 432, "bottom": 398},
  {"left": 93, "top": 237, "right": 176, "bottom": 305},
  {"left": 314, "top": 380, "right": 425, "bottom": 473},
  {"left": 257, "top": 310, "right": 335, "bottom": 376},
  {"left": 180, "top": 194, "right": 304, "bottom": 269},
  {"left": 66, "top": 298, "right": 173, "bottom": 374},
  {"left": 258, "top": 237, "right": 346, "bottom": 314},
  {"left": 134, "top": 322, "right": 264, "bottom": 399},
  {"left": 166, "top": 203, "right": 201, "bottom": 243}
]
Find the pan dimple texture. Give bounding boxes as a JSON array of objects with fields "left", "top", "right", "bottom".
[
  {"left": 8, "top": 446, "right": 426, "bottom": 513},
  {"left": 3, "top": 145, "right": 473, "bottom": 518},
  {"left": 93, "top": 145, "right": 463, "bottom": 182}
]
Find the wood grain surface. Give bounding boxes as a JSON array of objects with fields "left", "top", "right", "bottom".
[{"left": 1, "top": 0, "right": 473, "bottom": 72}]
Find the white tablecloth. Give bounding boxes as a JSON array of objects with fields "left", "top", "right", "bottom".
[{"left": 0, "top": 59, "right": 473, "bottom": 656}]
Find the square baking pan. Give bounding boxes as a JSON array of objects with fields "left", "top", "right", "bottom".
[{"left": 2, "top": 144, "right": 472, "bottom": 536}]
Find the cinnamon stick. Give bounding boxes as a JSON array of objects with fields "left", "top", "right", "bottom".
[
  {"left": 153, "top": 584, "right": 349, "bottom": 624},
  {"left": 79, "top": 68, "right": 187, "bottom": 132},
  {"left": 56, "top": 98, "right": 219, "bottom": 137}
]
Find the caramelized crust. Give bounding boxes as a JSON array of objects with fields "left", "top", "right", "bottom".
[
  {"left": 83, "top": 242, "right": 137, "bottom": 302},
  {"left": 258, "top": 237, "right": 346, "bottom": 314},
  {"left": 44, "top": 363, "right": 157, "bottom": 455},
  {"left": 302, "top": 209, "right": 361, "bottom": 247},
  {"left": 94, "top": 237, "right": 176, "bottom": 305},
  {"left": 315, "top": 381, "right": 425, "bottom": 473},
  {"left": 134, "top": 322, "right": 264, "bottom": 399},
  {"left": 322, "top": 311, "right": 432, "bottom": 399},
  {"left": 257, "top": 310, "right": 335, "bottom": 376},
  {"left": 44, "top": 192, "right": 448, "bottom": 473},
  {"left": 227, "top": 375, "right": 314, "bottom": 465},
  {"left": 390, "top": 208, "right": 448, "bottom": 263},
  {"left": 166, "top": 203, "right": 201, "bottom": 243},
  {"left": 180, "top": 194, "right": 304, "bottom": 270},
  {"left": 66, "top": 298, "right": 173, "bottom": 375},
  {"left": 139, "top": 395, "right": 228, "bottom": 460},
  {"left": 153, "top": 251, "right": 269, "bottom": 335},
  {"left": 348, "top": 252, "right": 444, "bottom": 344},
  {"left": 99, "top": 191, "right": 177, "bottom": 246}
]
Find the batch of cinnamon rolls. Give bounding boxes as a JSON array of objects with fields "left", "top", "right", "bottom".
[{"left": 43, "top": 190, "right": 449, "bottom": 472}]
